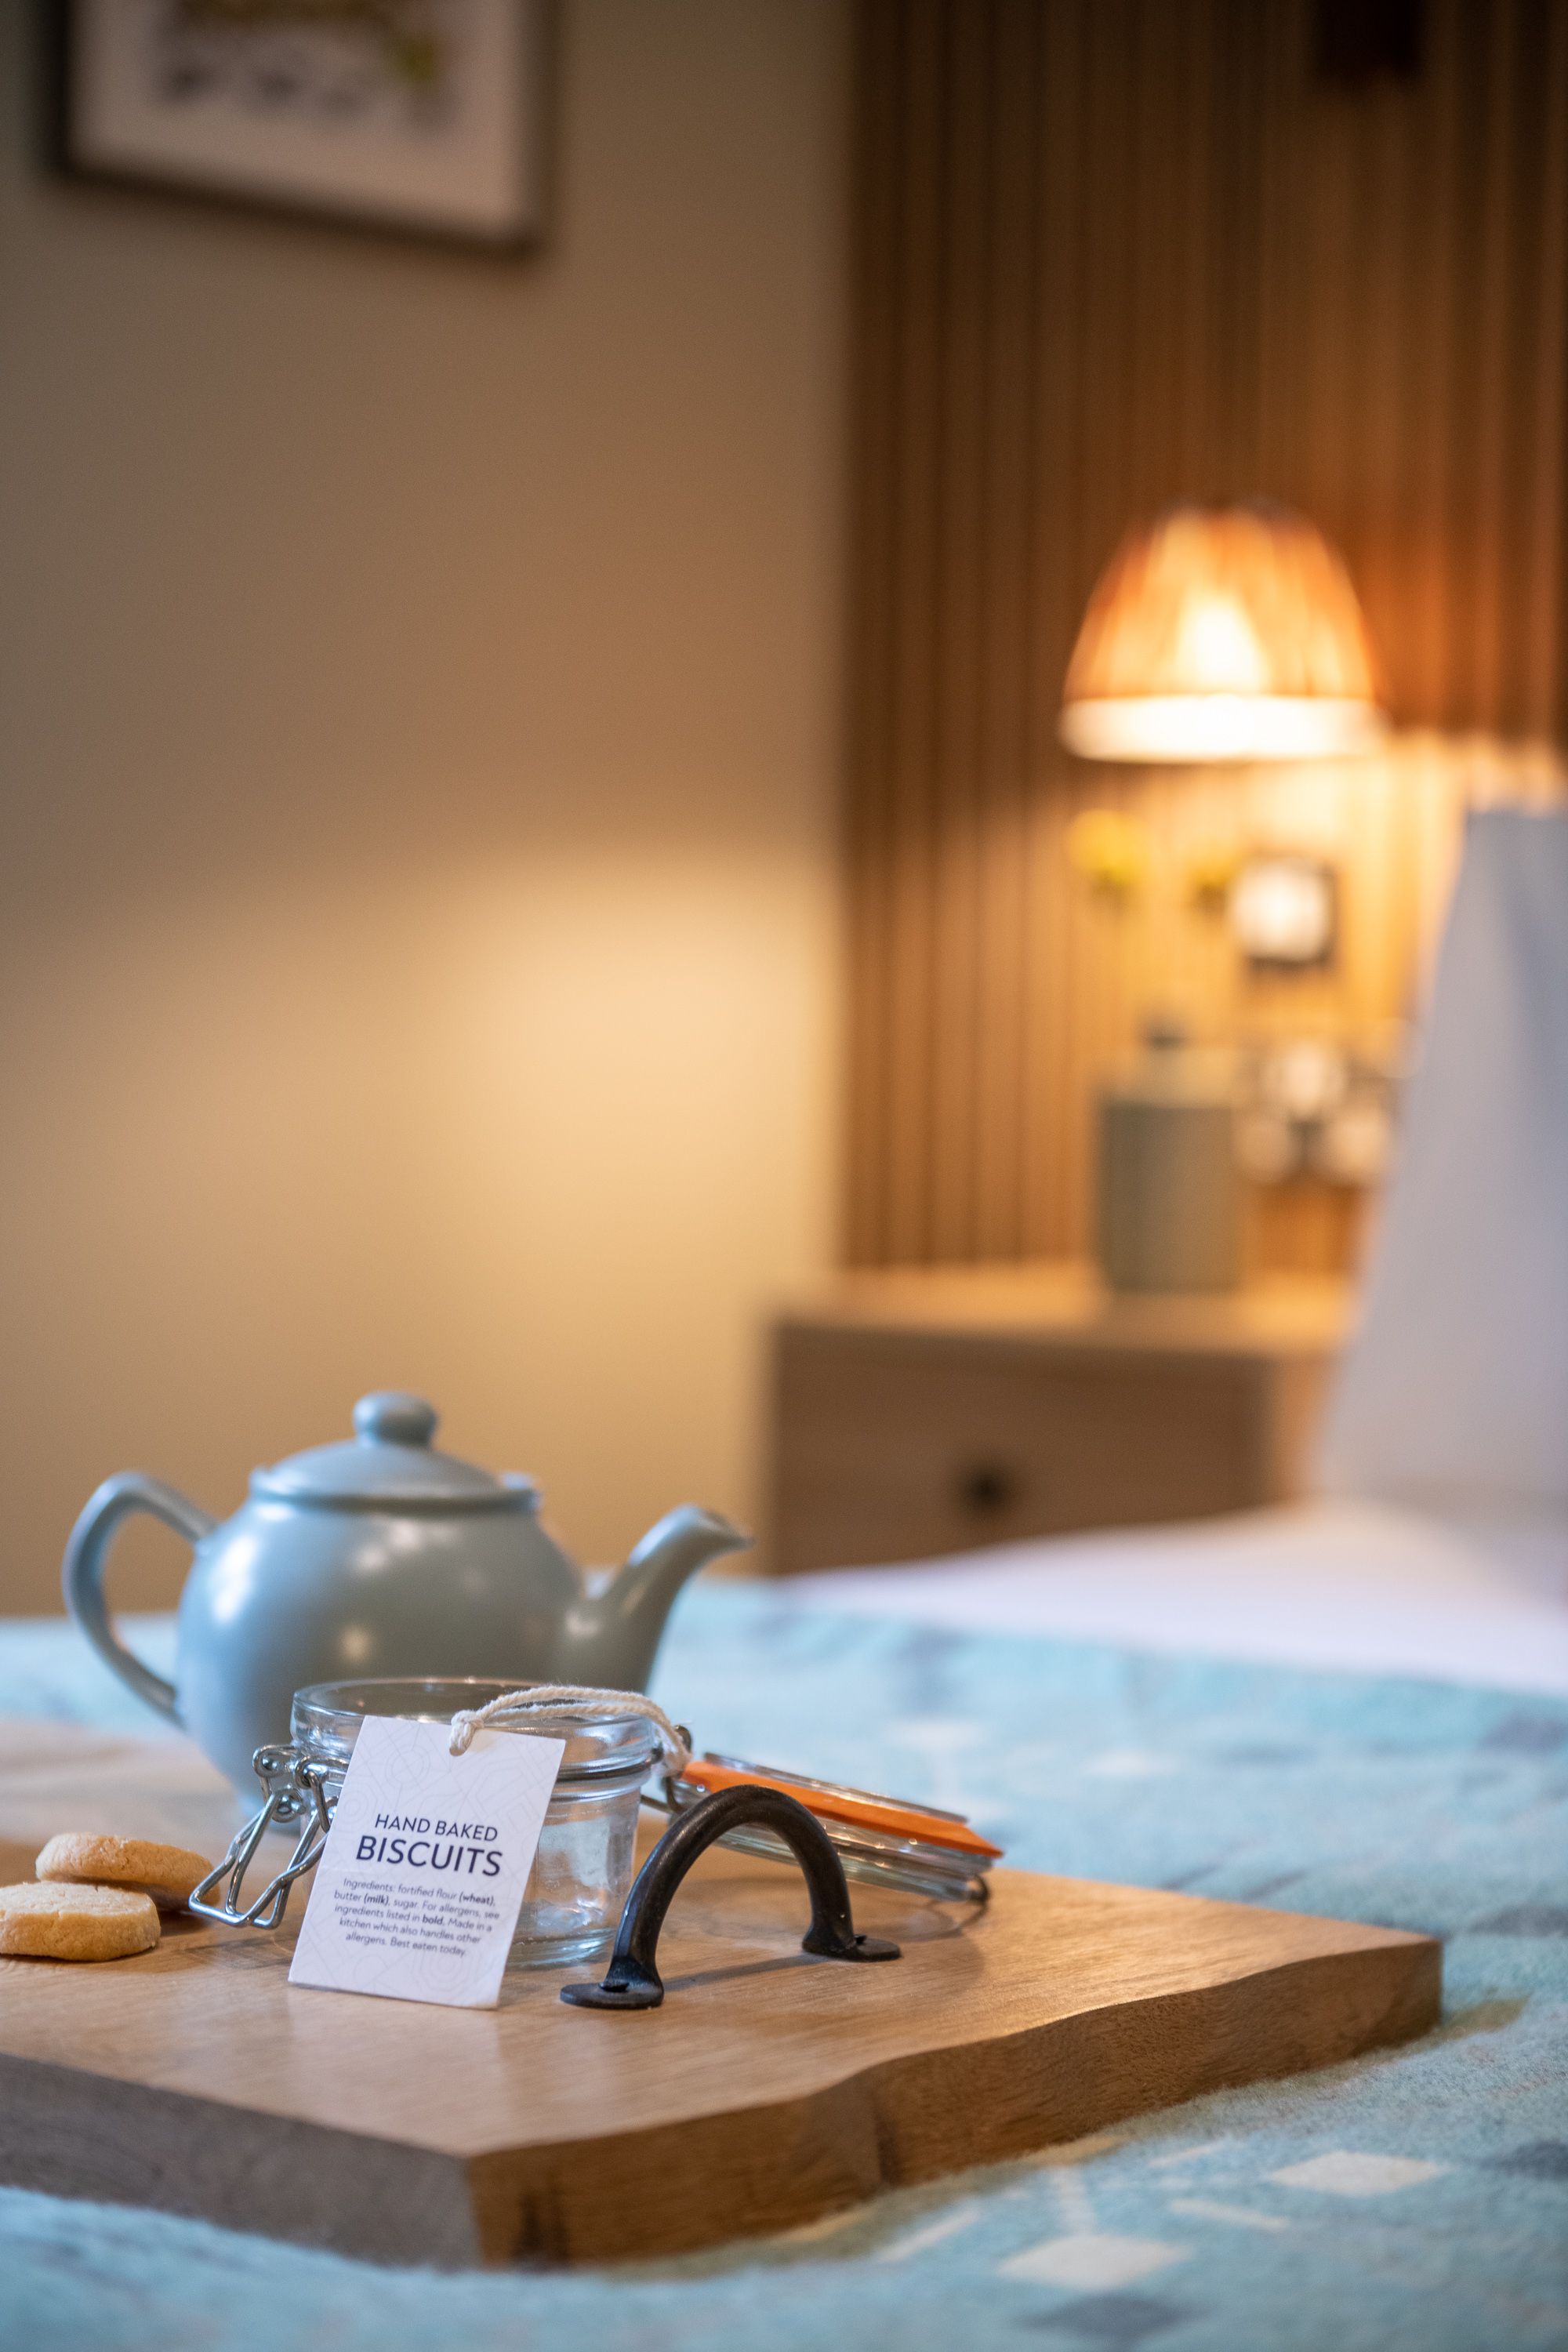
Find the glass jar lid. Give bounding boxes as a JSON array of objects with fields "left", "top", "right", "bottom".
[{"left": 290, "top": 1677, "right": 659, "bottom": 1784}]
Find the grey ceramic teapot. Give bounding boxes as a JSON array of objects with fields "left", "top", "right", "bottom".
[{"left": 63, "top": 1391, "right": 750, "bottom": 1791}]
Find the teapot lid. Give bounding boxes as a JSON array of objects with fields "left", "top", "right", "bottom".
[{"left": 252, "top": 1393, "right": 535, "bottom": 1513}]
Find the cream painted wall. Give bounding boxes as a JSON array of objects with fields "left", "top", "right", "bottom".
[{"left": 0, "top": 2, "right": 847, "bottom": 1613}]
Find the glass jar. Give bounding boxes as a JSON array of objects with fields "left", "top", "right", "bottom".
[
  {"left": 292, "top": 1679, "right": 658, "bottom": 1966},
  {"left": 191, "top": 1677, "right": 659, "bottom": 1967},
  {"left": 654, "top": 1751, "right": 1001, "bottom": 1903}
]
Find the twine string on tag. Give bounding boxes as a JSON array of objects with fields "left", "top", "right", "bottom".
[{"left": 448, "top": 1683, "right": 691, "bottom": 1775}]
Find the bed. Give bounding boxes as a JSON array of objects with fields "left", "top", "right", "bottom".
[
  {"left": 778, "top": 1493, "right": 1568, "bottom": 1694},
  {"left": 3, "top": 812, "right": 1566, "bottom": 2351}
]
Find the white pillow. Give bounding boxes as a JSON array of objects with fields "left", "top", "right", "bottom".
[{"left": 1318, "top": 807, "right": 1568, "bottom": 1511}]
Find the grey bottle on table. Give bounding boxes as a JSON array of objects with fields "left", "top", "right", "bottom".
[{"left": 62, "top": 1391, "right": 750, "bottom": 1792}]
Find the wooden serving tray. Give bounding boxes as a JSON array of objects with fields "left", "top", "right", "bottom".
[{"left": 0, "top": 1721, "right": 1439, "bottom": 2267}]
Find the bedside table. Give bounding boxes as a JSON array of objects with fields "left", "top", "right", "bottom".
[{"left": 766, "top": 1262, "right": 1352, "bottom": 1574}]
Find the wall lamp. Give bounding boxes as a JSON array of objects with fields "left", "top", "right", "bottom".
[{"left": 1058, "top": 501, "right": 1385, "bottom": 764}]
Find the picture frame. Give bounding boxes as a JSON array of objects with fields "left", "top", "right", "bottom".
[{"left": 47, "top": 1, "right": 550, "bottom": 254}]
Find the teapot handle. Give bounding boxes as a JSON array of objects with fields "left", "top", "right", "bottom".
[{"left": 62, "top": 1473, "right": 216, "bottom": 1723}]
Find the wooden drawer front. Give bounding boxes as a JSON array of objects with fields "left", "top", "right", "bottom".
[{"left": 769, "top": 1328, "right": 1267, "bottom": 1574}]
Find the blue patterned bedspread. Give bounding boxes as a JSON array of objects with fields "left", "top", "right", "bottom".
[{"left": 2, "top": 1586, "right": 1565, "bottom": 2352}]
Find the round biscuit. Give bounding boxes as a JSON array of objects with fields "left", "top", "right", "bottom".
[
  {"left": 35, "top": 1832, "right": 212, "bottom": 1910},
  {"left": 0, "top": 1880, "right": 160, "bottom": 1962}
]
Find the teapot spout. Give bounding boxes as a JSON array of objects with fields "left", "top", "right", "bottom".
[{"left": 550, "top": 1505, "right": 751, "bottom": 1692}]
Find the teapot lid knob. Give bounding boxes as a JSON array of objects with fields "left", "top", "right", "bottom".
[{"left": 354, "top": 1392, "right": 438, "bottom": 1448}]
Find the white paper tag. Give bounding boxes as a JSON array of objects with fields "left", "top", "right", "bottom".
[{"left": 287, "top": 1715, "right": 565, "bottom": 2009}]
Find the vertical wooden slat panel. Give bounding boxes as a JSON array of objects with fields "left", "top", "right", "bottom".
[
  {"left": 845, "top": 0, "right": 1568, "bottom": 1272},
  {"left": 1506, "top": 2, "right": 1568, "bottom": 733},
  {"left": 974, "top": 0, "right": 1042, "bottom": 1258},
  {"left": 1535, "top": 8, "right": 1568, "bottom": 737},
  {"left": 880, "top": 0, "right": 946, "bottom": 1264},
  {"left": 844, "top": 0, "right": 902, "bottom": 1265},
  {"left": 927, "top": 2, "right": 989, "bottom": 1257},
  {"left": 1020, "top": 0, "right": 1084, "bottom": 1258}
]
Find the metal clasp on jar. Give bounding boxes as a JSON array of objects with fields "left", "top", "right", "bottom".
[{"left": 187, "top": 1743, "right": 339, "bottom": 1929}]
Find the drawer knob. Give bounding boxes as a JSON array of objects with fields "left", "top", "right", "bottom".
[{"left": 956, "top": 1462, "right": 1020, "bottom": 1515}]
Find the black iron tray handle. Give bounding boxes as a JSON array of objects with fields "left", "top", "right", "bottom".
[{"left": 561, "top": 1783, "right": 902, "bottom": 2011}]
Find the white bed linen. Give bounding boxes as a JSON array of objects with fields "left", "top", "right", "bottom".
[{"left": 779, "top": 1498, "right": 1568, "bottom": 1693}]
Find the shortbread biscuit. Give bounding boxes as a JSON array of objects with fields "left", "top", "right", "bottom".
[
  {"left": 35, "top": 1832, "right": 212, "bottom": 1911},
  {"left": 0, "top": 1881, "right": 160, "bottom": 1961}
]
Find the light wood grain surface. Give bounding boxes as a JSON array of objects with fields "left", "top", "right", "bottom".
[
  {"left": 775, "top": 1262, "right": 1350, "bottom": 1356},
  {"left": 0, "top": 1719, "right": 1439, "bottom": 2266}
]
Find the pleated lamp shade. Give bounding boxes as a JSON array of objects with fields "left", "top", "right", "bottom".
[{"left": 1059, "top": 503, "right": 1385, "bottom": 762}]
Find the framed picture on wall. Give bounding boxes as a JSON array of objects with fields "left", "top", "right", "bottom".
[{"left": 49, "top": 1, "right": 549, "bottom": 252}]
